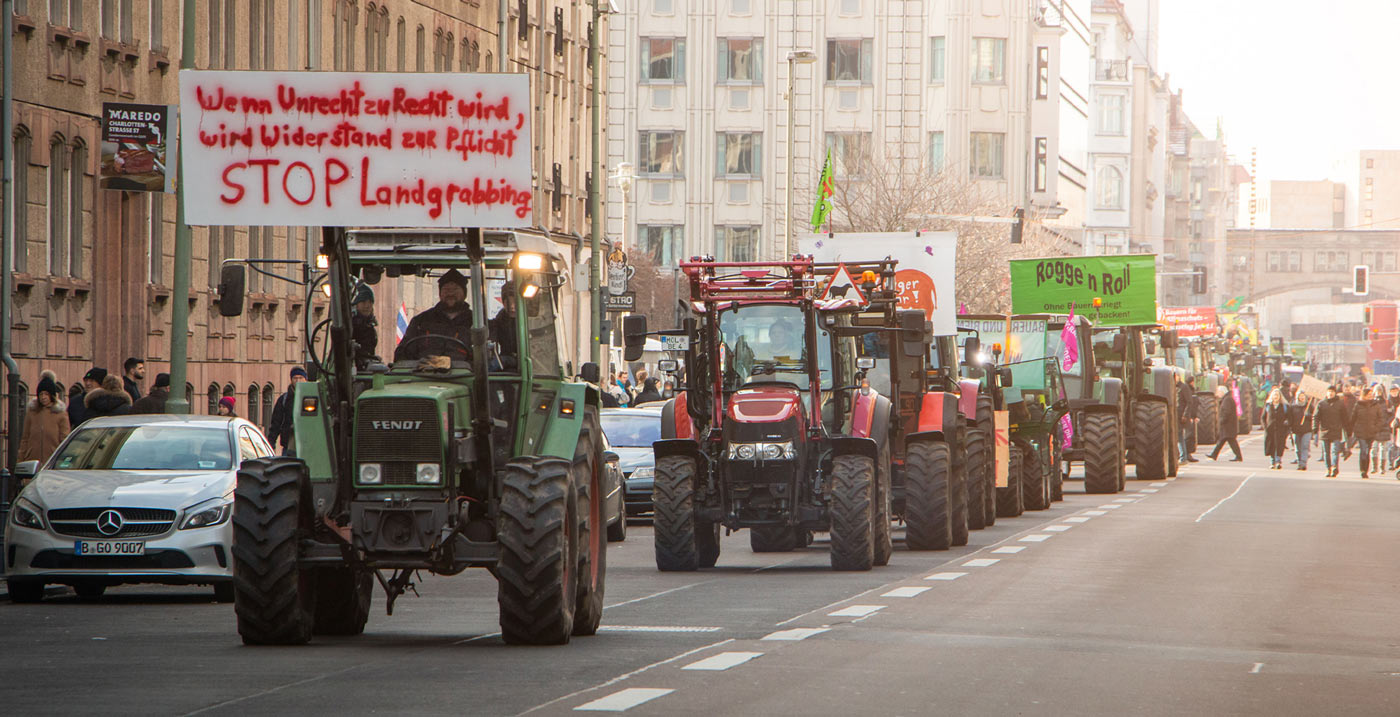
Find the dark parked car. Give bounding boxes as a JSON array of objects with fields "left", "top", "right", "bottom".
[{"left": 600, "top": 406, "right": 663, "bottom": 516}]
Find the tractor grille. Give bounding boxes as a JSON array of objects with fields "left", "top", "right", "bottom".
[
  {"left": 355, "top": 398, "right": 442, "bottom": 463},
  {"left": 47, "top": 507, "right": 176, "bottom": 539}
]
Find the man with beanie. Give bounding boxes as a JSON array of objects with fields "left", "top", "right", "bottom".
[
  {"left": 351, "top": 283, "right": 379, "bottom": 367},
  {"left": 395, "top": 268, "right": 473, "bottom": 362},
  {"left": 488, "top": 279, "right": 519, "bottom": 370},
  {"left": 268, "top": 366, "right": 309, "bottom": 455},
  {"left": 131, "top": 373, "right": 172, "bottom": 414},
  {"left": 68, "top": 367, "right": 108, "bottom": 428},
  {"left": 122, "top": 357, "right": 146, "bottom": 403}
]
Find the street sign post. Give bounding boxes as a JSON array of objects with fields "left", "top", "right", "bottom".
[{"left": 604, "top": 292, "right": 636, "bottom": 312}]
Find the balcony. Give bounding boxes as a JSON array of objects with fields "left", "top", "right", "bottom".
[{"left": 1096, "top": 60, "right": 1129, "bottom": 81}]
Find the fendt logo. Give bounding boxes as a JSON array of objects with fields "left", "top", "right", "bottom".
[{"left": 371, "top": 420, "right": 424, "bottom": 430}]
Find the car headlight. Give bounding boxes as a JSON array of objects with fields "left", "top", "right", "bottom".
[
  {"left": 359, "top": 463, "right": 383, "bottom": 484},
  {"left": 181, "top": 500, "right": 232, "bottom": 529},
  {"left": 630, "top": 466, "right": 655, "bottom": 480},
  {"left": 10, "top": 498, "right": 44, "bottom": 530},
  {"left": 416, "top": 463, "right": 441, "bottom": 485}
]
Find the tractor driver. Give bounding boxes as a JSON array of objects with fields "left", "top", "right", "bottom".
[
  {"left": 767, "top": 318, "right": 803, "bottom": 360},
  {"left": 488, "top": 279, "right": 520, "bottom": 371},
  {"left": 394, "top": 268, "right": 473, "bottom": 362}
]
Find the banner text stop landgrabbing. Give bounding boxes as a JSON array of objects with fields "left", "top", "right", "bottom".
[
  {"left": 179, "top": 71, "right": 532, "bottom": 227},
  {"left": 1009, "top": 254, "right": 1157, "bottom": 326}
]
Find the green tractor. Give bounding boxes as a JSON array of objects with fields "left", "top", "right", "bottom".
[
  {"left": 218, "top": 228, "right": 611, "bottom": 646},
  {"left": 1176, "top": 339, "right": 1224, "bottom": 449},
  {"left": 1087, "top": 324, "right": 1180, "bottom": 482}
]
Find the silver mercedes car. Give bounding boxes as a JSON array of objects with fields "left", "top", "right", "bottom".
[{"left": 4, "top": 414, "right": 277, "bottom": 602}]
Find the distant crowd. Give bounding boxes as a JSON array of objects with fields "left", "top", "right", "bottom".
[{"left": 603, "top": 369, "right": 672, "bottom": 408}]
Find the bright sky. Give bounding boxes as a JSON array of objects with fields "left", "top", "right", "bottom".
[{"left": 1157, "top": 0, "right": 1400, "bottom": 183}]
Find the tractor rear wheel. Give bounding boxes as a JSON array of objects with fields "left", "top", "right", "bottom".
[
  {"left": 1019, "top": 439, "right": 1050, "bottom": 511},
  {"left": 571, "top": 431, "right": 607, "bottom": 637},
  {"left": 976, "top": 396, "right": 997, "bottom": 527},
  {"left": 950, "top": 456, "right": 970, "bottom": 547},
  {"left": 1196, "top": 394, "right": 1220, "bottom": 446},
  {"left": 1083, "top": 413, "right": 1125, "bottom": 494},
  {"left": 312, "top": 568, "right": 372, "bottom": 636},
  {"left": 498, "top": 456, "right": 578, "bottom": 645},
  {"left": 653, "top": 456, "right": 703, "bottom": 571},
  {"left": 996, "top": 444, "right": 1025, "bottom": 518},
  {"left": 966, "top": 429, "right": 989, "bottom": 530},
  {"left": 873, "top": 440, "right": 894, "bottom": 567},
  {"left": 750, "top": 526, "right": 800, "bottom": 553},
  {"left": 903, "top": 440, "right": 952, "bottom": 551},
  {"left": 829, "top": 454, "right": 876, "bottom": 571},
  {"left": 232, "top": 457, "right": 316, "bottom": 646},
  {"left": 1133, "top": 400, "right": 1170, "bottom": 480}
]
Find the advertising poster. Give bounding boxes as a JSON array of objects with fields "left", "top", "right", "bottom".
[
  {"left": 180, "top": 71, "right": 532, "bottom": 227},
  {"left": 799, "top": 231, "right": 958, "bottom": 335},
  {"left": 101, "top": 102, "right": 177, "bottom": 192},
  {"left": 1158, "top": 306, "right": 1218, "bottom": 337},
  {"left": 1009, "top": 254, "right": 1157, "bottom": 326},
  {"left": 994, "top": 410, "right": 1010, "bottom": 488}
]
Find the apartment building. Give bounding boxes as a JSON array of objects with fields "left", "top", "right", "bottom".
[{"left": 1340, "top": 150, "right": 1400, "bottom": 230}]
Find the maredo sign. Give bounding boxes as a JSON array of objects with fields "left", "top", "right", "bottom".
[{"left": 179, "top": 71, "right": 532, "bottom": 227}]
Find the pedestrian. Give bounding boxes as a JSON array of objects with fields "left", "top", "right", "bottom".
[
  {"left": 1341, "top": 383, "right": 1360, "bottom": 458},
  {"left": 1288, "top": 393, "right": 1316, "bottom": 471},
  {"left": 267, "top": 367, "right": 308, "bottom": 455},
  {"left": 122, "top": 357, "right": 146, "bottom": 403},
  {"left": 68, "top": 367, "right": 107, "bottom": 428},
  {"left": 1177, "top": 374, "right": 1199, "bottom": 463},
  {"left": 1387, "top": 385, "right": 1400, "bottom": 471},
  {"left": 614, "top": 371, "right": 633, "bottom": 407},
  {"left": 1351, "top": 387, "right": 1387, "bottom": 479},
  {"left": 19, "top": 371, "right": 70, "bottom": 466},
  {"left": 1314, "top": 385, "right": 1350, "bottom": 478},
  {"left": 351, "top": 283, "right": 379, "bottom": 367},
  {"left": 130, "top": 373, "right": 172, "bottom": 414},
  {"left": 634, "top": 377, "right": 663, "bottom": 405},
  {"left": 1208, "top": 384, "right": 1243, "bottom": 461},
  {"left": 85, "top": 374, "right": 134, "bottom": 418},
  {"left": 1262, "top": 388, "right": 1290, "bottom": 470},
  {"left": 217, "top": 396, "right": 238, "bottom": 417}
]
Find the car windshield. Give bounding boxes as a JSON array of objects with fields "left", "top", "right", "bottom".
[
  {"left": 719, "top": 303, "right": 833, "bottom": 391},
  {"left": 49, "top": 426, "right": 234, "bottom": 471},
  {"left": 601, "top": 413, "right": 661, "bottom": 447}
]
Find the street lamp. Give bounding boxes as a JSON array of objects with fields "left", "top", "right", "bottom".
[
  {"left": 785, "top": 50, "right": 817, "bottom": 259},
  {"left": 609, "top": 162, "right": 635, "bottom": 253}
]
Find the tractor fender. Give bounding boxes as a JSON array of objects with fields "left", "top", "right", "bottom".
[
  {"left": 828, "top": 435, "right": 880, "bottom": 462},
  {"left": 539, "top": 383, "right": 590, "bottom": 459},
  {"left": 956, "top": 379, "right": 981, "bottom": 418},
  {"left": 660, "top": 393, "right": 696, "bottom": 441},
  {"left": 1147, "top": 366, "right": 1176, "bottom": 400},
  {"left": 849, "top": 392, "right": 894, "bottom": 445},
  {"left": 653, "top": 438, "right": 706, "bottom": 466},
  {"left": 1098, "top": 376, "right": 1123, "bottom": 413},
  {"left": 916, "top": 391, "right": 960, "bottom": 437}
]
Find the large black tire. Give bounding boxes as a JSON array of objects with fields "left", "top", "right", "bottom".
[
  {"left": 903, "top": 440, "right": 952, "bottom": 551},
  {"left": 498, "top": 456, "right": 578, "bottom": 645},
  {"left": 607, "top": 490, "right": 627, "bottom": 543},
  {"left": 571, "top": 449, "right": 606, "bottom": 637},
  {"left": 697, "top": 520, "right": 722, "bottom": 569},
  {"left": 1196, "top": 393, "right": 1220, "bottom": 446},
  {"left": 1050, "top": 427, "right": 1065, "bottom": 502},
  {"left": 1186, "top": 416, "right": 1199, "bottom": 454},
  {"left": 750, "top": 526, "right": 800, "bottom": 553},
  {"left": 233, "top": 457, "right": 316, "bottom": 646},
  {"left": 975, "top": 396, "right": 996, "bottom": 527},
  {"left": 1083, "top": 412, "right": 1124, "bottom": 494},
  {"left": 1133, "top": 400, "right": 1170, "bottom": 480},
  {"left": 873, "top": 441, "right": 893, "bottom": 567},
  {"left": 950, "top": 454, "right": 970, "bottom": 547},
  {"left": 312, "top": 568, "right": 372, "bottom": 636},
  {"left": 966, "top": 429, "right": 988, "bottom": 530},
  {"left": 7, "top": 578, "right": 44, "bottom": 603},
  {"left": 996, "top": 443, "right": 1025, "bottom": 518},
  {"left": 653, "top": 455, "right": 702, "bottom": 571},
  {"left": 829, "top": 454, "right": 876, "bottom": 571},
  {"left": 1019, "top": 439, "right": 1050, "bottom": 511}
]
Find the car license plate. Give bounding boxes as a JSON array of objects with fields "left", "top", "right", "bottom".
[{"left": 74, "top": 540, "right": 145, "bottom": 556}]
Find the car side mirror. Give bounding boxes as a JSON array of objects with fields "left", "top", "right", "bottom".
[
  {"left": 1162, "top": 330, "right": 1179, "bottom": 350},
  {"left": 623, "top": 315, "right": 648, "bottom": 361},
  {"left": 1145, "top": 338, "right": 1157, "bottom": 355},
  {"left": 14, "top": 460, "right": 39, "bottom": 478},
  {"left": 217, "top": 264, "right": 247, "bottom": 317},
  {"left": 898, "top": 310, "right": 927, "bottom": 358},
  {"left": 580, "top": 362, "right": 601, "bottom": 384},
  {"left": 963, "top": 336, "right": 981, "bottom": 366},
  {"left": 1111, "top": 333, "right": 1127, "bottom": 354}
]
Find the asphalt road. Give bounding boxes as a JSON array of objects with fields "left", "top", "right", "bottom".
[{"left": 4, "top": 434, "right": 1400, "bottom": 715}]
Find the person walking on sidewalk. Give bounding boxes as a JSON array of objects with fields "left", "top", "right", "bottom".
[
  {"left": 1351, "top": 387, "right": 1388, "bottom": 479},
  {"left": 1209, "top": 384, "right": 1244, "bottom": 462},
  {"left": 1288, "top": 393, "right": 1317, "bottom": 471},
  {"left": 1315, "top": 385, "right": 1350, "bottom": 477},
  {"left": 1178, "top": 374, "right": 1200, "bottom": 463},
  {"left": 1262, "top": 388, "right": 1290, "bottom": 469},
  {"left": 19, "top": 372, "right": 70, "bottom": 466}
]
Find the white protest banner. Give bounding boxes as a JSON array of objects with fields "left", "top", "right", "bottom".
[
  {"left": 180, "top": 71, "right": 532, "bottom": 227},
  {"left": 1296, "top": 375, "right": 1331, "bottom": 401},
  {"left": 799, "top": 231, "right": 958, "bottom": 335}
]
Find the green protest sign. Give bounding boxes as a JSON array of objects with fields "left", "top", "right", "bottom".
[{"left": 1009, "top": 254, "right": 1157, "bottom": 326}]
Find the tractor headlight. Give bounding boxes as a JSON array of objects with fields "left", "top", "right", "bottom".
[
  {"left": 416, "top": 463, "right": 442, "bottom": 485},
  {"left": 728, "top": 442, "right": 795, "bottom": 461},
  {"left": 732, "top": 443, "right": 756, "bottom": 460},
  {"left": 763, "top": 442, "right": 795, "bottom": 460},
  {"left": 359, "top": 463, "right": 383, "bottom": 484}
]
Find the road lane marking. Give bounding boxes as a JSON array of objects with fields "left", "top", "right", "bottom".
[
  {"left": 1019, "top": 535, "right": 1052, "bottom": 543},
  {"left": 1251, "top": 663, "right": 1264, "bottom": 674},
  {"left": 963, "top": 558, "right": 1000, "bottom": 567},
  {"left": 829, "top": 605, "right": 885, "bottom": 617},
  {"left": 763, "top": 627, "right": 830, "bottom": 641},
  {"left": 1098, "top": 504, "right": 1123, "bottom": 510},
  {"left": 991, "top": 546, "right": 1025, "bottom": 554},
  {"left": 598, "top": 626, "right": 722, "bottom": 633},
  {"left": 605, "top": 581, "right": 714, "bottom": 610},
  {"left": 1043, "top": 525, "right": 1073, "bottom": 532},
  {"left": 575, "top": 688, "right": 674, "bottom": 712},
  {"left": 1150, "top": 482, "right": 1168, "bottom": 487},
  {"left": 1083, "top": 510, "right": 1108, "bottom": 516},
  {"left": 1196, "top": 473, "right": 1255, "bottom": 523},
  {"left": 925, "top": 571, "right": 969, "bottom": 580},
  {"left": 883, "top": 586, "right": 932, "bottom": 597},
  {"left": 1064, "top": 516, "right": 1091, "bottom": 523},
  {"left": 682, "top": 652, "right": 763, "bottom": 671},
  {"left": 521, "top": 640, "right": 735, "bottom": 715},
  {"left": 1138, "top": 488, "right": 1159, "bottom": 493},
  {"left": 1113, "top": 498, "right": 1138, "bottom": 503}
]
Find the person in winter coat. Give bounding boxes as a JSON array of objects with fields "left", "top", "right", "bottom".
[
  {"left": 1208, "top": 384, "right": 1243, "bottom": 461},
  {"left": 633, "top": 378, "right": 664, "bottom": 405},
  {"left": 267, "top": 367, "right": 308, "bottom": 455},
  {"left": 85, "top": 374, "right": 133, "bottom": 418},
  {"left": 217, "top": 396, "right": 238, "bottom": 417},
  {"left": 1314, "top": 385, "right": 1350, "bottom": 477},
  {"left": 130, "top": 373, "right": 172, "bottom": 414},
  {"left": 1288, "top": 394, "right": 1317, "bottom": 471},
  {"left": 351, "top": 283, "right": 380, "bottom": 368},
  {"left": 67, "top": 367, "right": 107, "bottom": 428},
  {"left": 1177, "top": 374, "right": 1199, "bottom": 463},
  {"left": 1341, "top": 383, "right": 1360, "bottom": 456},
  {"left": 19, "top": 371, "right": 70, "bottom": 466},
  {"left": 122, "top": 357, "right": 146, "bottom": 403},
  {"left": 1262, "top": 388, "right": 1290, "bottom": 469},
  {"left": 1350, "top": 387, "right": 1388, "bottom": 479}
]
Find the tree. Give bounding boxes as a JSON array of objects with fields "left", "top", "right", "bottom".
[{"left": 625, "top": 247, "right": 682, "bottom": 332}]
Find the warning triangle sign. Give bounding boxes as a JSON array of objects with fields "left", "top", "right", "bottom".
[{"left": 818, "top": 264, "right": 867, "bottom": 309}]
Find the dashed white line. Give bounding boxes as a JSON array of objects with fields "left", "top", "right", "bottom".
[
  {"left": 925, "top": 571, "right": 968, "bottom": 581},
  {"left": 1150, "top": 481, "right": 1168, "bottom": 487},
  {"left": 1043, "top": 525, "right": 1073, "bottom": 532},
  {"left": 1099, "top": 504, "right": 1123, "bottom": 510},
  {"left": 1083, "top": 510, "right": 1108, "bottom": 516},
  {"left": 1064, "top": 516, "right": 1091, "bottom": 523},
  {"left": 682, "top": 652, "right": 763, "bottom": 672},
  {"left": 1250, "top": 662, "right": 1265, "bottom": 674},
  {"left": 1113, "top": 498, "right": 1138, "bottom": 503},
  {"left": 575, "top": 688, "right": 675, "bottom": 712},
  {"left": 1138, "top": 488, "right": 1159, "bottom": 494},
  {"left": 598, "top": 625, "right": 722, "bottom": 633},
  {"left": 963, "top": 558, "right": 1000, "bottom": 567},
  {"left": 882, "top": 586, "right": 932, "bottom": 598},
  {"left": 1196, "top": 473, "right": 1255, "bottom": 523},
  {"left": 1019, "top": 534, "right": 1052, "bottom": 543},
  {"left": 991, "top": 546, "right": 1025, "bottom": 554},
  {"left": 762, "top": 627, "right": 829, "bottom": 641},
  {"left": 829, "top": 605, "right": 885, "bottom": 618}
]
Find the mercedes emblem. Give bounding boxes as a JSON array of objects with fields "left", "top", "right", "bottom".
[{"left": 96, "top": 510, "right": 124, "bottom": 536}]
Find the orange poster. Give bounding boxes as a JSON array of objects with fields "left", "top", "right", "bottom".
[{"left": 994, "top": 410, "right": 1010, "bottom": 488}]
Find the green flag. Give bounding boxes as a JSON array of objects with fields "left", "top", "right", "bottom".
[{"left": 810, "top": 148, "right": 835, "bottom": 231}]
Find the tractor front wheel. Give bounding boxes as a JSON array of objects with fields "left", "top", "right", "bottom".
[
  {"left": 653, "top": 456, "right": 704, "bottom": 571},
  {"left": 1083, "top": 413, "right": 1125, "bottom": 494},
  {"left": 996, "top": 444, "right": 1025, "bottom": 518},
  {"left": 829, "top": 454, "right": 877, "bottom": 571},
  {"left": 498, "top": 456, "right": 579, "bottom": 645},
  {"left": 232, "top": 457, "right": 316, "bottom": 646},
  {"left": 966, "top": 430, "right": 989, "bottom": 530},
  {"left": 1020, "top": 439, "right": 1050, "bottom": 511},
  {"left": 902, "top": 440, "right": 952, "bottom": 551},
  {"left": 1133, "top": 400, "right": 1170, "bottom": 480}
]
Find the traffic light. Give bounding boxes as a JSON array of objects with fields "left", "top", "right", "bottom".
[
  {"left": 1353, "top": 265, "right": 1369, "bottom": 296},
  {"left": 1191, "top": 265, "right": 1207, "bottom": 295},
  {"left": 1010, "top": 208, "right": 1024, "bottom": 244}
]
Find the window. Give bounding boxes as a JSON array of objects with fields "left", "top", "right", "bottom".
[
  {"left": 69, "top": 140, "right": 85, "bottom": 277},
  {"left": 149, "top": 0, "right": 163, "bottom": 52},
  {"left": 100, "top": 0, "right": 115, "bottom": 38},
  {"left": 250, "top": 0, "right": 263, "bottom": 69},
  {"left": 1036, "top": 46, "right": 1050, "bottom": 99},
  {"left": 1365, "top": 209, "right": 1374, "bottom": 222},
  {"left": 223, "top": 0, "right": 235, "bottom": 68},
  {"left": 416, "top": 25, "right": 425, "bottom": 71},
  {"left": 460, "top": 36, "right": 470, "bottom": 70},
  {"left": 653, "top": 0, "right": 673, "bottom": 13},
  {"left": 928, "top": 131, "right": 944, "bottom": 172},
  {"left": 719, "top": 38, "right": 762, "bottom": 83},
  {"left": 639, "top": 225, "right": 683, "bottom": 267},
  {"left": 639, "top": 131, "right": 683, "bottom": 176},
  {"left": 119, "top": 0, "right": 132, "bottom": 43},
  {"left": 262, "top": 383, "right": 276, "bottom": 433},
  {"left": 1364, "top": 177, "right": 1374, "bottom": 201},
  {"left": 525, "top": 284, "right": 561, "bottom": 377},
  {"left": 971, "top": 38, "right": 1005, "bottom": 83},
  {"left": 206, "top": 383, "right": 220, "bottom": 414},
  {"left": 11, "top": 128, "right": 30, "bottom": 274},
  {"left": 1034, "top": 137, "right": 1048, "bottom": 192},
  {"left": 1267, "top": 251, "right": 1282, "bottom": 273},
  {"left": 641, "top": 38, "right": 684, "bottom": 82},
  {"left": 826, "top": 38, "right": 872, "bottom": 83},
  {"left": 715, "top": 226, "right": 759, "bottom": 262},
  {"left": 149, "top": 193, "right": 163, "bottom": 284},
  {"left": 1097, "top": 166, "right": 1123, "bottom": 208},
  {"left": 1366, "top": 158, "right": 1374, "bottom": 169},
  {"left": 47, "top": 136, "right": 67, "bottom": 275},
  {"left": 969, "top": 132, "right": 1005, "bottom": 179},
  {"left": 48, "top": 1, "right": 82, "bottom": 28},
  {"left": 1315, "top": 250, "right": 1348, "bottom": 273},
  {"left": 716, "top": 132, "right": 760, "bottom": 176},
  {"left": 825, "top": 132, "right": 870, "bottom": 178},
  {"left": 929, "top": 37, "right": 945, "bottom": 82},
  {"left": 397, "top": 17, "right": 406, "bottom": 71},
  {"left": 731, "top": 0, "right": 750, "bottom": 13},
  {"left": 840, "top": 0, "right": 860, "bottom": 13},
  {"left": 1289, "top": 251, "right": 1302, "bottom": 272},
  {"left": 1098, "top": 93, "right": 1124, "bottom": 134},
  {"left": 246, "top": 388, "right": 261, "bottom": 429}
]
